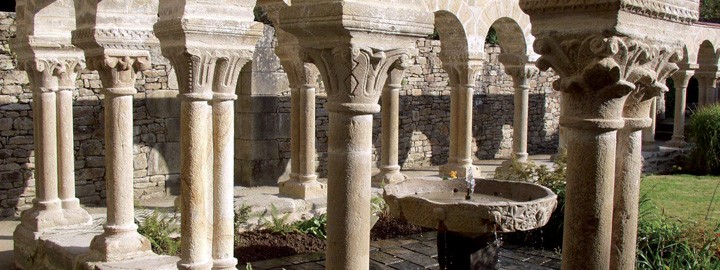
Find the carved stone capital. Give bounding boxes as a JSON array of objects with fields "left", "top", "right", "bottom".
[
  {"left": 444, "top": 62, "right": 484, "bottom": 87},
  {"left": 22, "top": 57, "right": 84, "bottom": 93},
  {"left": 161, "top": 48, "right": 250, "bottom": 98},
  {"left": 533, "top": 33, "right": 681, "bottom": 130},
  {"left": 503, "top": 63, "right": 539, "bottom": 88},
  {"left": 86, "top": 55, "right": 151, "bottom": 91},
  {"left": 303, "top": 46, "right": 417, "bottom": 111}
]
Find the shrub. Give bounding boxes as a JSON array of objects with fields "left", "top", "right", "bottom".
[
  {"left": 688, "top": 104, "right": 720, "bottom": 174},
  {"left": 260, "top": 204, "right": 296, "bottom": 235},
  {"left": 296, "top": 214, "right": 327, "bottom": 240},
  {"left": 136, "top": 210, "right": 181, "bottom": 256}
]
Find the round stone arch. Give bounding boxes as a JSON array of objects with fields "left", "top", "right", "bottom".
[
  {"left": 475, "top": 0, "right": 536, "bottom": 59},
  {"left": 697, "top": 40, "right": 719, "bottom": 71}
]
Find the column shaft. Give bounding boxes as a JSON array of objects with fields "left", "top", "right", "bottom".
[
  {"left": 34, "top": 91, "right": 61, "bottom": 211},
  {"left": 457, "top": 85, "right": 474, "bottom": 170},
  {"left": 562, "top": 127, "right": 617, "bottom": 269},
  {"left": 448, "top": 86, "right": 458, "bottom": 164},
  {"left": 611, "top": 126, "right": 643, "bottom": 270},
  {"left": 299, "top": 85, "right": 316, "bottom": 180},
  {"left": 212, "top": 98, "right": 237, "bottom": 270},
  {"left": 512, "top": 84, "right": 530, "bottom": 162},
  {"left": 178, "top": 98, "right": 213, "bottom": 270},
  {"left": 373, "top": 81, "right": 406, "bottom": 186},
  {"left": 325, "top": 109, "right": 374, "bottom": 270},
  {"left": 667, "top": 72, "right": 693, "bottom": 148},
  {"left": 642, "top": 98, "right": 659, "bottom": 151},
  {"left": 57, "top": 89, "right": 76, "bottom": 207},
  {"left": 290, "top": 87, "right": 300, "bottom": 181}
]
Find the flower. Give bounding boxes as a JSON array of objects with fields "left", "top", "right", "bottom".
[{"left": 449, "top": 171, "right": 457, "bottom": 179}]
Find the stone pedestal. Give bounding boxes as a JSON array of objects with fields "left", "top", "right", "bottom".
[
  {"left": 373, "top": 69, "right": 408, "bottom": 187},
  {"left": 436, "top": 230, "right": 500, "bottom": 270},
  {"left": 667, "top": 70, "right": 695, "bottom": 148}
]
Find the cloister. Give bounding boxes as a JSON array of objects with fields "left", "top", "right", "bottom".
[{"left": 1, "top": 0, "right": 718, "bottom": 269}]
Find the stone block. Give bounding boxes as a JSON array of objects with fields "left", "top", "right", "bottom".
[
  {"left": 0, "top": 118, "right": 11, "bottom": 130},
  {"left": 236, "top": 139, "right": 279, "bottom": 160},
  {"left": 165, "top": 118, "right": 180, "bottom": 142},
  {"left": 134, "top": 153, "right": 148, "bottom": 170},
  {"left": 235, "top": 111, "right": 290, "bottom": 140},
  {"left": 79, "top": 140, "right": 104, "bottom": 156},
  {"left": 146, "top": 90, "right": 180, "bottom": 118},
  {"left": 148, "top": 142, "right": 180, "bottom": 175}
]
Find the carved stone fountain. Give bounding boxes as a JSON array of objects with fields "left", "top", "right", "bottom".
[{"left": 384, "top": 175, "right": 557, "bottom": 269}]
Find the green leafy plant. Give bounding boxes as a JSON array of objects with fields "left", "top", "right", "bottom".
[
  {"left": 136, "top": 210, "right": 181, "bottom": 256},
  {"left": 261, "top": 204, "right": 296, "bottom": 235},
  {"left": 295, "top": 214, "right": 327, "bottom": 240},
  {"left": 636, "top": 194, "right": 720, "bottom": 269},
  {"left": 687, "top": 104, "right": 720, "bottom": 174},
  {"left": 371, "top": 195, "right": 387, "bottom": 215},
  {"left": 234, "top": 204, "right": 252, "bottom": 244}
]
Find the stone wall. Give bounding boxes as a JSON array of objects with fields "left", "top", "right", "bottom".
[{"left": 0, "top": 13, "right": 562, "bottom": 216}]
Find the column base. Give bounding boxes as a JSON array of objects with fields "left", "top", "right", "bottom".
[
  {"left": 85, "top": 226, "right": 152, "bottom": 263},
  {"left": 642, "top": 141, "right": 660, "bottom": 152},
  {"left": 279, "top": 179, "right": 327, "bottom": 200},
  {"left": 665, "top": 138, "right": 687, "bottom": 149},
  {"left": 372, "top": 167, "right": 407, "bottom": 187},
  {"left": 439, "top": 162, "right": 480, "bottom": 178},
  {"left": 178, "top": 259, "right": 213, "bottom": 270},
  {"left": 18, "top": 201, "right": 65, "bottom": 233},
  {"left": 212, "top": 257, "right": 238, "bottom": 270},
  {"left": 61, "top": 198, "right": 93, "bottom": 227}
]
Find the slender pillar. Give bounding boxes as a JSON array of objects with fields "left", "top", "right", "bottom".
[
  {"left": 457, "top": 84, "right": 475, "bottom": 176},
  {"left": 276, "top": 54, "right": 325, "bottom": 199},
  {"left": 667, "top": 70, "right": 694, "bottom": 148},
  {"left": 57, "top": 61, "right": 92, "bottom": 225},
  {"left": 211, "top": 92, "right": 238, "bottom": 270},
  {"left": 642, "top": 98, "right": 660, "bottom": 151},
  {"left": 87, "top": 55, "right": 152, "bottom": 262},
  {"left": 372, "top": 68, "right": 408, "bottom": 186},
  {"left": 611, "top": 118, "right": 649, "bottom": 269},
  {"left": 500, "top": 64, "right": 538, "bottom": 169}
]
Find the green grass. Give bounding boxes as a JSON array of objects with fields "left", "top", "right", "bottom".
[{"left": 640, "top": 174, "right": 720, "bottom": 223}]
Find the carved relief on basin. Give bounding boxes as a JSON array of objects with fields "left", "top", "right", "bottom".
[{"left": 383, "top": 178, "right": 558, "bottom": 235}]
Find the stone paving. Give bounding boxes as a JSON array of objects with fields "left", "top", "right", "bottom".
[{"left": 245, "top": 231, "right": 562, "bottom": 270}]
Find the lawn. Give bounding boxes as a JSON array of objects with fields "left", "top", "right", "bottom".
[{"left": 640, "top": 174, "right": 720, "bottom": 223}]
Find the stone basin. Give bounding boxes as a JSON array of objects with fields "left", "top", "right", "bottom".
[{"left": 384, "top": 178, "right": 558, "bottom": 235}]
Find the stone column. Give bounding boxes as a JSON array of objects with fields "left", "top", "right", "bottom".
[
  {"left": 210, "top": 57, "right": 246, "bottom": 270},
  {"left": 641, "top": 98, "right": 660, "bottom": 151},
  {"left": 440, "top": 64, "right": 482, "bottom": 178},
  {"left": 612, "top": 58, "right": 677, "bottom": 268},
  {"left": 275, "top": 46, "right": 325, "bottom": 199},
  {"left": 503, "top": 63, "right": 538, "bottom": 165},
  {"left": 666, "top": 70, "right": 695, "bottom": 148},
  {"left": 18, "top": 60, "right": 64, "bottom": 234},
  {"left": 86, "top": 55, "right": 152, "bottom": 262},
  {"left": 57, "top": 60, "right": 92, "bottom": 225},
  {"left": 372, "top": 68, "right": 408, "bottom": 186}
]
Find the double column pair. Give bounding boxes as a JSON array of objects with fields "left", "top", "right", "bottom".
[
  {"left": 440, "top": 64, "right": 482, "bottom": 178},
  {"left": 15, "top": 57, "right": 92, "bottom": 237}
]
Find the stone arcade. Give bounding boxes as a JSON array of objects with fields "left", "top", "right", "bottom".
[{"left": 3, "top": 0, "right": 717, "bottom": 269}]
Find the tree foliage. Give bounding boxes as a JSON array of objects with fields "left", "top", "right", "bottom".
[{"left": 701, "top": 0, "right": 720, "bottom": 23}]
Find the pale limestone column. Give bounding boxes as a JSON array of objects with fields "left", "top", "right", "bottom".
[
  {"left": 87, "top": 55, "right": 152, "bottom": 262},
  {"left": 439, "top": 64, "right": 481, "bottom": 178},
  {"left": 501, "top": 64, "right": 538, "bottom": 167},
  {"left": 179, "top": 92, "right": 213, "bottom": 270},
  {"left": 57, "top": 61, "right": 92, "bottom": 225},
  {"left": 667, "top": 70, "right": 695, "bottom": 148},
  {"left": 274, "top": 39, "right": 325, "bottom": 199},
  {"left": 642, "top": 98, "right": 660, "bottom": 151},
  {"left": 211, "top": 91, "right": 238, "bottom": 270},
  {"left": 372, "top": 68, "right": 408, "bottom": 186}
]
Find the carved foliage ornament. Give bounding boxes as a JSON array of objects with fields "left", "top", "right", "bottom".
[
  {"left": 534, "top": 33, "right": 680, "bottom": 100},
  {"left": 163, "top": 48, "right": 251, "bottom": 99},
  {"left": 24, "top": 58, "right": 84, "bottom": 92},
  {"left": 303, "top": 46, "right": 414, "bottom": 105},
  {"left": 87, "top": 55, "right": 151, "bottom": 90},
  {"left": 623, "top": 45, "right": 681, "bottom": 119}
]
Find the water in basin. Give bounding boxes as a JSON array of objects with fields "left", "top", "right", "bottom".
[{"left": 416, "top": 191, "right": 518, "bottom": 204}]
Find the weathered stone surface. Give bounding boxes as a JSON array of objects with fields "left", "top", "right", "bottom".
[
  {"left": 148, "top": 143, "right": 180, "bottom": 175},
  {"left": 145, "top": 90, "right": 180, "bottom": 118}
]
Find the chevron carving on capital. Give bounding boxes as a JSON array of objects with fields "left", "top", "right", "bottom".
[
  {"left": 303, "top": 46, "right": 416, "bottom": 104},
  {"left": 86, "top": 55, "right": 151, "bottom": 89},
  {"left": 533, "top": 33, "right": 681, "bottom": 98}
]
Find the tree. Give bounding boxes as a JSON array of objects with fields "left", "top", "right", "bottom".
[{"left": 700, "top": 0, "right": 720, "bottom": 23}]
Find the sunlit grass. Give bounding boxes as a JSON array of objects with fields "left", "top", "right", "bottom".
[{"left": 640, "top": 174, "right": 720, "bottom": 223}]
